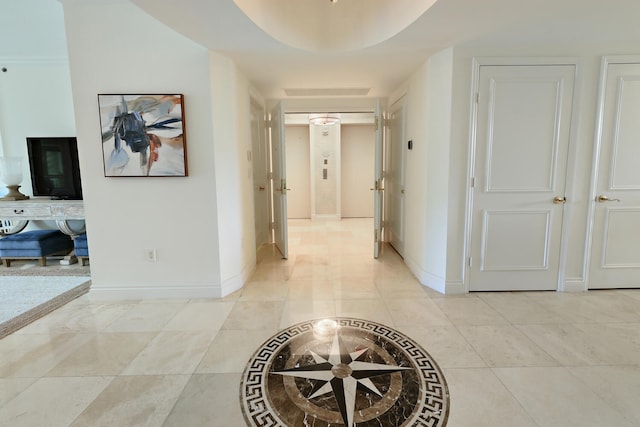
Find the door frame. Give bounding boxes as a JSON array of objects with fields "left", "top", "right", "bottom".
[
  {"left": 585, "top": 55, "right": 640, "bottom": 289},
  {"left": 464, "top": 56, "right": 582, "bottom": 292}
]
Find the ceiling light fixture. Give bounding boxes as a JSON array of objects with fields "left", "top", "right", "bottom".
[{"left": 309, "top": 114, "right": 340, "bottom": 126}]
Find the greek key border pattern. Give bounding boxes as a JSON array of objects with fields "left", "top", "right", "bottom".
[{"left": 240, "top": 318, "right": 449, "bottom": 426}]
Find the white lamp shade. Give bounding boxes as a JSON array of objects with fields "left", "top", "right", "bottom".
[{"left": 0, "top": 157, "right": 24, "bottom": 186}]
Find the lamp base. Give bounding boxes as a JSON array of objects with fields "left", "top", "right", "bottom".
[{"left": 0, "top": 185, "right": 30, "bottom": 201}]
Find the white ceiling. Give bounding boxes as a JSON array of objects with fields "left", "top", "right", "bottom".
[{"left": 4, "top": 0, "right": 640, "bottom": 99}]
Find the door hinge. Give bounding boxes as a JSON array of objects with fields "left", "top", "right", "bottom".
[
  {"left": 468, "top": 257, "right": 473, "bottom": 267},
  {"left": 475, "top": 93, "right": 479, "bottom": 103},
  {"left": 267, "top": 172, "right": 273, "bottom": 180},
  {"left": 374, "top": 229, "right": 379, "bottom": 243},
  {"left": 270, "top": 221, "right": 275, "bottom": 230},
  {"left": 375, "top": 115, "right": 379, "bottom": 131},
  {"left": 470, "top": 177, "right": 475, "bottom": 188}
]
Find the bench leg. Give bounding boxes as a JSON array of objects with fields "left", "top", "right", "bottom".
[{"left": 39, "top": 257, "right": 46, "bottom": 266}]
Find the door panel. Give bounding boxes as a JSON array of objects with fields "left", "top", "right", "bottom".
[
  {"left": 250, "top": 100, "right": 270, "bottom": 249},
  {"left": 373, "top": 99, "right": 384, "bottom": 258},
  {"left": 470, "top": 65, "right": 575, "bottom": 291},
  {"left": 270, "top": 101, "right": 288, "bottom": 258},
  {"left": 387, "top": 99, "right": 406, "bottom": 256},
  {"left": 589, "top": 63, "right": 640, "bottom": 288}
]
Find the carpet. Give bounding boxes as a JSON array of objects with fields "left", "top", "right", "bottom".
[
  {"left": 0, "top": 276, "right": 91, "bottom": 339},
  {"left": 0, "top": 257, "right": 90, "bottom": 277}
]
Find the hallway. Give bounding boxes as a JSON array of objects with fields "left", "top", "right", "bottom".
[{"left": 1, "top": 219, "right": 639, "bottom": 426}]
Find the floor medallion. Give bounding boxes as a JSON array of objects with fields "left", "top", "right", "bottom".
[{"left": 240, "top": 318, "right": 450, "bottom": 426}]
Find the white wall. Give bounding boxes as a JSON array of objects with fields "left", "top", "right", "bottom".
[
  {"left": 0, "top": 61, "right": 76, "bottom": 201},
  {"left": 399, "top": 48, "right": 453, "bottom": 293},
  {"left": 341, "top": 124, "right": 374, "bottom": 218},
  {"left": 286, "top": 125, "right": 311, "bottom": 219},
  {"left": 210, "top": 52, "right": 257, "bottom": 295},
  {"left": 62, "top": 0, "right": 234, "bottom": 298}
]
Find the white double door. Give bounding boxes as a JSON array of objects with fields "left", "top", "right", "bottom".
[
  {"left": 588, "top": 62, "right": 640, "bottom": 289},
  {"left": 469, "top": 64, "right": 576, "bottom": 291}
]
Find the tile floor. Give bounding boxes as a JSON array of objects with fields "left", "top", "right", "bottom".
[{"left": 1, "top": 218, "right": 640, "bottom": 426}]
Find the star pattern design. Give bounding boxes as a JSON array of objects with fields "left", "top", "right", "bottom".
[{"left": 272, "top": 329, "right": 411, "bottom": 427}]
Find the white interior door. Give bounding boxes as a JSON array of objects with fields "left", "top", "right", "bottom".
[
  {"left": 387, "top": 98, "right": 406, "bottom": 257},
  {"left": 589, "top": 62, "right": 640, "bottom": 289},
  {"left": 469, "top": 64, "right": 575, "bottom": 291},
  {"left": 250, "top": 99, "right": 270, "bottom": 249},
  {"left": 373, "top": 99, "right": 384, "bottom": 258},
  {"left": 270, "top": 101, "right": 288, "bottom": 258}
]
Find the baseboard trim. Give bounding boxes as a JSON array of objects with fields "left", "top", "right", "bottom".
[
  {"left": 404, "top": 257, "right": 447, "bottom": 294},
  {"left": 89, "top": 283, "right": 223, "bottom": 300},
  {"left": 445, "top": 280, "right": 466, "bottom": 294},
  {"left": 563, "top": 278, "right": 587, "bottom": 292},
  {"left": 220, "top": 262, "right": 255, "bottom": 297}
]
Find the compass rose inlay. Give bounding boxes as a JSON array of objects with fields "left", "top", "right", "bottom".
[{"left": 240, "top": 318, "right": 449, "bottom": 426}]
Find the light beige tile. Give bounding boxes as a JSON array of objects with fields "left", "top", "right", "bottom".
[
  {"left": 579, "top": 292, "right": 640, "bottom": 322},
  {"left": 163, "top": 373, "right": 245, "bottom": 427},
  {"left": 239, "top": 280, "right": 289, "bottom": 301},
  {"left": 516, "top": 323, "right": 606, "bottom": 366},
  {"left": 0, "top": 377, "right": 37, "bottom": 407},
  {"left": 290, "top": 264, "right": 330, "bottom": 281},
  {"left": 0, "top": 376, "right": 112, "bottom": 427},
  {"left": 494, "top": 367, "right": 636, "bottom": 427},
  {"left": 70, "top": 375, "right": 190, "bottom": 427},
  {"left": 568, "top": 366, "right": 640, "bottom": 425},
  {"left": 47, "top": 332, "right": 157, "bottom": 376},
  {"left": 477, "top": 292, "right": 567, "bottom": 324},
  {"left": 523, "top": 292, "right": 623, "bottom": 323},
  {"left": 457, "top": 325, "right": 559, "bottom": 367},
  {"left": 570, "top": 323, "right": 640, "bottom": 365},
  {"left": 287, "top": 280, "right": 334, "bottom": 301},
  {"left": 332, "top": 279, "right": 380, "bottom": 300},
  {"left": 122, "top": 330, "right": 215, "bottom": 375},
  {"left": 15, "top": 301, "right": 140, "bottom": 333},
  {"left": 104, "top": 301, "right": 187, "bottom": 332},
  {"left": 434, "top": 297, "right": 509, "bottom": 325},
  {"left": 0, "top": 333, "right": 92, "bottom": 378},
  {"left": 443, "top": 368, "right": 538, "bottom": 427},
  {"left": 335, "top": 299, "right": 394, "bottom": 325},
  {"left": 196, "top": 329, "right": 276, "bottom": 374},
  {"left": 279, "top": 299, "right": 336, "bottom": 328},
  {"left": 221, "top": 301, "right": 285, "bottom": 330},
  {"left": 385, "top": 298, "right": 452, "bottom": 326},
  {"left": 399, "top": 325, "right": 487, "bottom": 368},
  {"left": 162, "top": 301, "right": 234, "bottom": 331}
]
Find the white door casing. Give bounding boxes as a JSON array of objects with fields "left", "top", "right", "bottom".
[
  {"left": 270, "top": 101, "right": 288, "bottom": 259},
  {"left": 387, "top": 98, "right": 406, "bottom": 257},
  {"left": 588, "top": 60, "right": 640, "bottom": 289},
  {"left": 469, "top": 64, "right": 576, "bottom": 291}
]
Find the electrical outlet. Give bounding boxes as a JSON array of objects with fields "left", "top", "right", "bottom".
[{"left": 145, "top": 248, "right": 157, "bottom": 262}]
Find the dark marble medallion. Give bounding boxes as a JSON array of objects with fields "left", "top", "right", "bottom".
[{"left": 240, "top": 318, "right": 449, "bottom": 426}]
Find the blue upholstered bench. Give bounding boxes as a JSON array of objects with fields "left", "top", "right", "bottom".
[
  {"left": 0, "top": 229, "right": 73, "bottom": 267},
  {"left": 74, "top": 233, "right": 89, "bottom": 265}
]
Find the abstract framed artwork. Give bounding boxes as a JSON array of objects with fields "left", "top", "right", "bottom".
[{"left": 98, "top": 94, "right": 187, "bottom": 177}]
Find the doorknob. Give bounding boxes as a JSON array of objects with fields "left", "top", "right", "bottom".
[
  {"left": 553, "top": 196, "right": 566, "bottom": 204},
  {"left": 259, "top": 186, "right": 265, "bottom": 191},
  {"left": 596, "top": 195, "right": 621, "bottom": 203}
]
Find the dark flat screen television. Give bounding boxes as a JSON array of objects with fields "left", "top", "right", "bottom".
[{"left": 26, "top": 137, "right": 83, "bottom": 200}]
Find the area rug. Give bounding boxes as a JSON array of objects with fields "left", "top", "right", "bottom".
[
  {"left": 0, "top": 276, "right": 91, "bottom": 339},
  {"left": 0, "top": 258, "right": 90, "bottom": 277}
]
